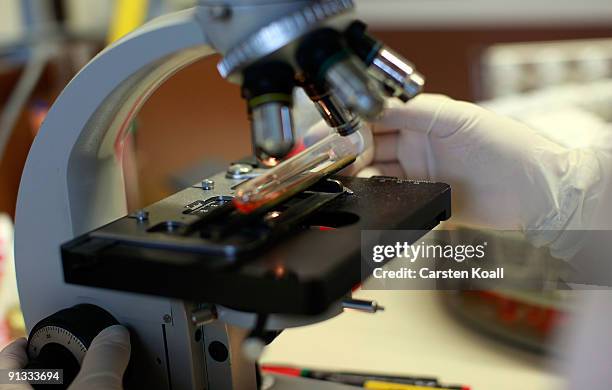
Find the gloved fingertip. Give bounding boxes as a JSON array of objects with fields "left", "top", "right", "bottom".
[
  {"left": 0, "top": 338, "right": 29, "bottom": 369},
  {"left": 85, "top": 325, "right": 130, "bottom": 362},
  {"left": 93, "top": 325, "right": 130, "bottom": 346},
  {"left": 71, "top": 325, "right": 131, "bottom": 389},
  {"left": 6, "top": 338, "right": 27, "bottom": 349},
  {"left": 372, "top": 94, "right": 453, "bottom": 134}
]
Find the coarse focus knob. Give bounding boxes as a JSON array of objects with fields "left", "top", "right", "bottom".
[{"left": 26, "top": 304, "right": 120, "bottom": 389}]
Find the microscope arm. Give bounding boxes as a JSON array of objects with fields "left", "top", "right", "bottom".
[
  {"left": 15, "top": 3, "right": 352, "bottom": 388},
  {"left": 15, "top": 8, "right": 218, "bottom": 389}
]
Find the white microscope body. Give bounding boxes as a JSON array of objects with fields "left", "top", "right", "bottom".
[
  {"left": 14, "top": 2, "right": 351, "bottom": 389},
  {"left": 15, "top": 1, "right": 427, "bottom": 388}
]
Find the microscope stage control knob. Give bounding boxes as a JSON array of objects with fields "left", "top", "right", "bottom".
[{"left": 26, "top": 304, "right": 120, "bottom": 389}]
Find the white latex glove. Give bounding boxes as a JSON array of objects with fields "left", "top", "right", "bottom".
[
  {"left": 0, "top": 338, "right": 29, "bottom": 390},
  {"left": 358, "top": 94, "right": 607, "bottom": 257},
  {"left": 302, "top": 122, "right": 375, "bottom": 176},
  {"left": 0, "top": 325, "right": 130, "bottom": 390}
]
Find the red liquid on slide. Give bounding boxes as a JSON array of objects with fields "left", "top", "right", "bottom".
[{"left": 233, "top": 172, "right": 323, "bottom": 214}]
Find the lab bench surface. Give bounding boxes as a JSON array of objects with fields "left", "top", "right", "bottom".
[{"left": 261, "top": 290, "right": 562, "bottom": 390}]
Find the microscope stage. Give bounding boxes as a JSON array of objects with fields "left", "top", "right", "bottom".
[{"left": 61, "top": 175, "right": 450, "bottom": 315}]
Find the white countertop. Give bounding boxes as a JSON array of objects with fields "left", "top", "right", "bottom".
[{"left": 261, "top": 290, "right": 563, "bottom": 390}]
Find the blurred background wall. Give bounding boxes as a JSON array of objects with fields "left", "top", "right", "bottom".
[{"left": 0, "top": 0, "right": 611, "bottom": 215}]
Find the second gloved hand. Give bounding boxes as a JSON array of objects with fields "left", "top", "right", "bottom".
[{"left": 361, "top": 94, "right": 605, "bottom": 254}]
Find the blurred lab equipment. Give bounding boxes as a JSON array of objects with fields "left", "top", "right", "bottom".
[{"left": 479, "top": 38, "right": 612, "bottom": 99}]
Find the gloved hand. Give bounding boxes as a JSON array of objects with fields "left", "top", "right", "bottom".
[
  {"left": 355, "top": 94, "right": 608, "bottom": 257},
  {"left": 0, "top": 325, "right": 130, "bottom": 390}
]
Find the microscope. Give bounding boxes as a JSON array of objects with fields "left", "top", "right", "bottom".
[{"left": 14, "top": 1, "right": 450, "bottom": 389}]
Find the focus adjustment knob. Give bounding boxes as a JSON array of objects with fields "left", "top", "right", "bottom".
[{"left": 26, "top": 304, "right": 119, "bottom": 389}]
